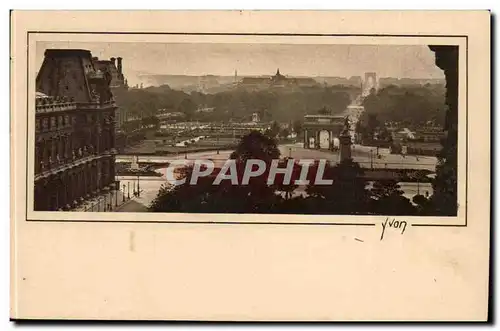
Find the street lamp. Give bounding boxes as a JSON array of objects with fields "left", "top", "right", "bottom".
[
  {"left": 370, "top": 149, "right": 374, "bottom": 170},
  {"left": 137, "top": 174, "right": 140, "bottom": 197},
  {"left": 122, "top": 184, "right": 126, "bottom": 202},
  {"left": 216, "top": 134, "right": 220, "bottom": 155},
  {"left": 127, "top": 181, "right": 130, "bottom": 199}
]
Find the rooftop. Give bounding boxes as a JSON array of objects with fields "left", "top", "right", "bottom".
[{"left": 44, "top": 49, "right": 92, "bottom": 58}]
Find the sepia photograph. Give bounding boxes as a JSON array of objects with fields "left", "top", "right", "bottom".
[
  {"left": 11, "top": 11, "right": 491, "bottom": 322},
  {"left": 32, "top": 38, "right": 460, "bottom": 217}
]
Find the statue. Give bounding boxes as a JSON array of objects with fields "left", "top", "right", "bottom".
[{"left": 342, "top": 116, "right": 350, "bottom": 135}]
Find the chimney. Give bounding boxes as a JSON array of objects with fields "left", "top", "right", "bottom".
[
  {"left": 117, "top": 57, "right": 123, "bottom": 75},
  {"left": 110, "top": 57, "right": 116, "bottom": 66}
]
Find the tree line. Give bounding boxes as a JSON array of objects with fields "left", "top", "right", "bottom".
[
  {"left": 359, "top": 84, "right": 446, "bottom": 129},
  {"left": 113, "top": 84, "right": 355, "bottom": 124}
]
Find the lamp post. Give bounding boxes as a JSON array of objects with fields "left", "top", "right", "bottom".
[
  {"left": 370, "top": 149, "right": 374, "bottom": 170},
  {"left": 216, "top": 133, "right": 220, "bottom": 155},
  {"left": 122, "top": 184, "right": 126, "bottom": 202},
  {"left": 127, "top": 181, "right": 130, "bottom": 199},
  {"left": 137, "top": 174, "right": 140, "bottom": 197}
]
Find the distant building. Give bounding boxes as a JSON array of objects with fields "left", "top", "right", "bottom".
[
  {"left": 414, "top": 126, "right": 445, "bottom": 142},
  {"left": 93, "top": 57, "right": 127, "bottom": 89},
  {"left": 35, "top": 49, "right": 118, "bottom": 211},
  {"left": 315, "top": 76, "right": 362, "bottom": 87},
  {"left": 239, "top": 69, "right": 319, "bottom": 90},
  {"left": 362, "top": 72, "right": 378, "bottom": 97},
  {"left": 378, "top": 77, "right": 446, "bottom": 88}
]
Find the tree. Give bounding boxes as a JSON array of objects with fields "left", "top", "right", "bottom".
[
  {"left": 306, "top": 159, "right": 372, "bottom": 214},
  {"left": 292, "top": 120, "right": 303, "bottom": 135},
  {"left": 317, "top": 106, "right": 330, "bottom": 115},
  {"left": 280, "top": 127, "right": 290, "bottom": 139},
  {"left": 230, "top": 130, "right": 280, "bottom": 164},
  {"left": 149, "top": 131, "right": 284, "bottom": 214},
  {"left": 360, "top": 85, "right": 446, "bottom": 127},
  {"left": 265, "top": 121, "right": 281, "bottom": 139},
  {"left": 377, "top": 126, "right": 391, "bottom": 141},
  {"left": 271, "top": 157, "right": 301, "bottom": 201},
  {"left": 149, "top": 171, "right": 261, "bottom": 213},
  {"left": 412, "top": 194, "right": 432, "bottom": 215},
  {"left": 177, "top": 98, "right": 197, "bottom": 119},
  {"left": 370, "top": 180, "right": 416, "bottom": 215},
  {"left": 366, "top": 113, "right": 380, "bottom": 139}
]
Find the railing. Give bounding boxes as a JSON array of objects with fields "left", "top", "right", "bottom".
[
  {"left": 36, "top": 99, "right": 116, "bottom": 114},
  {"left": 35, "top": 153, "right": 104, "bottom": 180},
  {"left": 76, "top": 100, "right": 116, "bottom": 109},
  {"left": 36, "top": 102, "right": 77, "bottom": 114}
]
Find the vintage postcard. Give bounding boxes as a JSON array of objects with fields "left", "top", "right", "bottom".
[{"left": 11, "top": 11, "right": 490, "bottom": 321}]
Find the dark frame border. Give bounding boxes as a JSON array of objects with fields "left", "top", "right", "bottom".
[{"left": 25, "top": 31, "right": 468, "bottom": 227}]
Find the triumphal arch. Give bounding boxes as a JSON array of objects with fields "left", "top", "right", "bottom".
[{"left": 303, "top": 114, "right": 346, "bottom": 150}]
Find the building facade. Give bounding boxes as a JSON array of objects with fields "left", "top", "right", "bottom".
[
  {"left": 303, "top": 114, "right": 346, "bottom": 150},
  {"left": 93, "top": 56, "right": 129, "bottom": 128},
  {"left": 34, "top": 49, "right": 118, "bottom": 211},
  {"left": 239, "top": 69, "right": 318, "bottom": 91}
]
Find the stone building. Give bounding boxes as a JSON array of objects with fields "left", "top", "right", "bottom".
[
  {"left": 303, "top": 114, "right": 346, "bottom": 150},
  {"left": 239, "top": 69, "right": 318, "bottom": 90},
  {"left": 92, "top": 56, "right": 128, "bottom": 128},
  {"left": 34, "top": 49, "right": 119, "bottom": 211}
]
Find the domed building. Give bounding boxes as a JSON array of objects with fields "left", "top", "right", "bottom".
[{"left": 238, "top": 69, "right": 318, "bottom": 91}]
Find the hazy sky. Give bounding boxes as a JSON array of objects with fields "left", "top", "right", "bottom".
[{"left": 36, "top": 41, "right": 444, "bottom": 83}]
